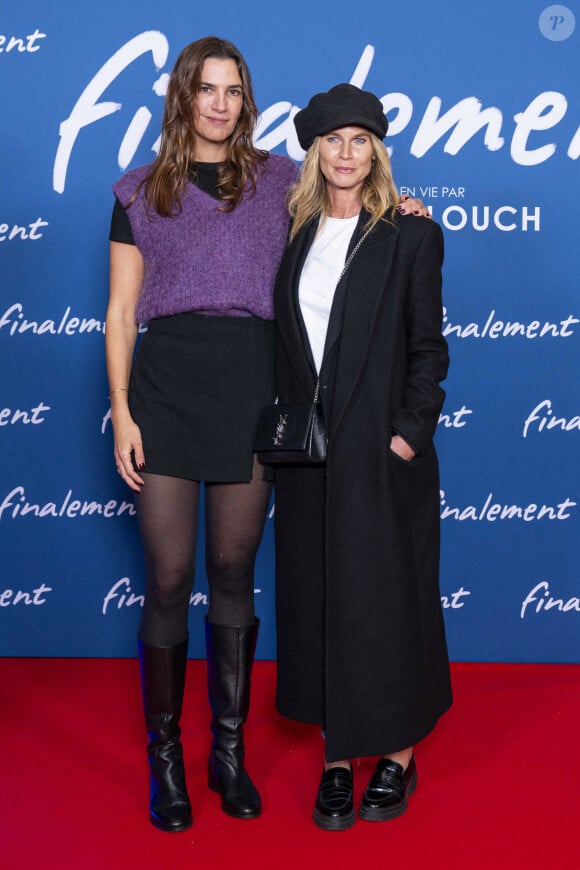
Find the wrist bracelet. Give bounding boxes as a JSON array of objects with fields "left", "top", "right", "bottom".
[{"left": 109, "top": 388, "right": 129, "bottom": 397}]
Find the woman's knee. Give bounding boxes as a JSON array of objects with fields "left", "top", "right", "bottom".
[
  {"left": 146, "top": 561, "right": 195, "bottom": 605},
  {"left": 206, "top": 546, "right": 255, "bottom": 588}
]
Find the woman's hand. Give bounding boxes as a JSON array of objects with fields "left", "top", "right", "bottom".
[
  {"left": 397, "top": 194, "right": 431, "bottom": 218},
  {"left": 112, "top": 405, "right": 145, "bottom": 491},
  {"left": 389, "top": 434, "right": 416, "bottom": 461}
]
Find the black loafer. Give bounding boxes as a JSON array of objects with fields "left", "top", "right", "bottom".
[
  {"left": 313, "top": 766, "right": 356, "bottom": 831},
  {"left": 359, "top": 755, "right": 417, "bottom": 822}
]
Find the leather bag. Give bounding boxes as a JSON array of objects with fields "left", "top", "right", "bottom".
[{"left": 254, "top": 381, "right": 326, "bottom": 465}]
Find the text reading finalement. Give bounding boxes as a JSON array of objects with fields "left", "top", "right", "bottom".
[
  {"left": 0, "top": 29, "right": 46, "bottom": 55},
  {"left": 523, "top": 400, "right": 580, "bottom": 438},
  {"left": 101, "top": 578, "right": 263, "bottom": 615},
  {"left": 0, "top": 584, "right": 52, "bottom": 606},
  {"left": 521, "top": 582, "right": 580, "bottom": 618},
  {"left": 0, "top": 304, "right": 104, "bottom": 337},
  {"left": 0, "top": 487, "right": 136, "bottom": 521},
  {"left": 53, "top": 37, "right": 580, "bottom": 194},
  {"left": 0, "top": 218, "right": 49, "bottom": 243},
  {"left": 0, "top": 403, "right": 51, "bottom": 427},
  {"left": 439, "top": 491, "right": 576, "bottom": 522},
  {"left": 438, "top": 406, "right": 473, "bottom": 429},
  {"left": 440, "top": 587, "right": 471, "bottom": 609},
  {"left": 442, "top": 309, "right": 579, "bottom": 340}
]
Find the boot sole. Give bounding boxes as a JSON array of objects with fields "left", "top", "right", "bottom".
[
  {"left": 208, "top": 779, "right": 262, "bottom": 819},
  {"left": 221, "top": 803, "right": 261, "bottom": 820},
  {"left": 150, "top": 814, "right": 193, "bottom": 833}
]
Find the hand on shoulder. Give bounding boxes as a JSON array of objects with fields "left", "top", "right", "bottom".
[{"left": 397, "top": 194, "right": 431, "bottom": 219}]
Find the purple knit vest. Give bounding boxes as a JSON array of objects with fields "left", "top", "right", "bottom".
[{"left": 113, "top": 155, "right": 298, "bottom": 323}]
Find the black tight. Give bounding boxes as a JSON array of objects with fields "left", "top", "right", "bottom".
[{"left": 135, "top": 457, "right": 272, "bottom": 646}]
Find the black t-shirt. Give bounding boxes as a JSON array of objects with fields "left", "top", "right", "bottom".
[{"left": 109, "top": 162, "right": 222, "bottom": 245}]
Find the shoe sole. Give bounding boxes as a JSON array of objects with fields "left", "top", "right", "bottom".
[
  {"left": 313, "top": 807, "right": 356, "bottom": 831},
  {"left": 358, "top": 769, "right": 418, "bottom": 822}
]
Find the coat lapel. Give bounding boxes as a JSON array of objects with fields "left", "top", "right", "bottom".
[
  {"left": 329, "top": 212, "right": 399, "bottom": 435},
  {"left": 274, "top": 218, "right": 319, "bottom": 398},
  {"left": 276, "top": 210, "right": 399, "bottom": 421}
]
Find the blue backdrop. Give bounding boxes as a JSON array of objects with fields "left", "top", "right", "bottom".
[{"left": 1, "top": 1, "right": 578, "bottom": 661}]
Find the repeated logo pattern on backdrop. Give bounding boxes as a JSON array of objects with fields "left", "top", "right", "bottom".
[{"left": 1, "top": 2, "right": 578, "bottom": 660}]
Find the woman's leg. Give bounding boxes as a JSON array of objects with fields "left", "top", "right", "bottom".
[
  {"left": 136, "top": 473, "right": 200, "bottom": 647},
  {"left": 204, "top": 456, "right": 271, "bottom": 627},
  {"left": 203, "top": 456, "right": 272, "bottom": 819},
  {"left": 383, "top": 748, "right": 413, "bottom": 769},
  {"left": 134, "top": 473, "right": 200, "bottom": 832}
]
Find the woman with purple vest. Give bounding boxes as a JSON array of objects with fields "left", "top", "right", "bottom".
[
  {"left": 106, "top": 36, "right": 296, "bottom": 831},
  {"left": 105, "top": 35, "right": 427, "bottom": 833}
]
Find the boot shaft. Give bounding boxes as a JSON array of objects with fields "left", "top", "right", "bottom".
[
  {"left": 138, "top": 636, "right": 189, "bottom": 746},
  {"left": 205, "top": 619, "right": 258, "bottom": 742}
]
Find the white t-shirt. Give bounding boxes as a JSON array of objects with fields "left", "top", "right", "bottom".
[{"left": 298, "top": 215, "right": 358, "bottom": 373}]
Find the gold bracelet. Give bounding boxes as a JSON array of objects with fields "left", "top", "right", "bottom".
[{"left": 108, "top": 387, "right": 129, "bottom": 397}]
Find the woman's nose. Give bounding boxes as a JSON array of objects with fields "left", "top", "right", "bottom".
[{"left": 212, "top": 91, "right": 227, "bottom": 111}]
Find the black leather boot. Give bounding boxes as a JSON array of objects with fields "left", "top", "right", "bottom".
[
  {"left": 205, "top": 618, "right": 262, "bottom": 819},
  {"left": 138, "top": 636, "right": 193, "bottom": 832}
]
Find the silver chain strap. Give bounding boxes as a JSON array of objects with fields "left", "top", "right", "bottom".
[{"left": 337, "top": 224, "right": 374, "bottom": 284}]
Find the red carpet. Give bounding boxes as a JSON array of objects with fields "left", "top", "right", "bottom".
[{"left": 1, "top": 659, "right": 578, "bottom": 869}]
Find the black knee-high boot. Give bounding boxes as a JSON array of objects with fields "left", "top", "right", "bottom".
[
  {"left": 205, "top": 618, "right": 262, "bottom": 819},
  {"left": 138, "top": 636, "right": 193, "bottom": 832}
]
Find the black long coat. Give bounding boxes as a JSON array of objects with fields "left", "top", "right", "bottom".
[{"left": 273, "top": 209, "right": 452, "bottom": 762}]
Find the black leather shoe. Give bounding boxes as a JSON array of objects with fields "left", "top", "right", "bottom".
[
  {"left": 313, "top": 766, "right": 355, "bottom": 831},
  {"left": 359, "top": 755, "right": 417, "bottom": 822}
]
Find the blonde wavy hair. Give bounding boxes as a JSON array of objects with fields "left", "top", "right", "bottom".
[
  {"left": 288, "top": 132, "right": 399, "bottom": 242},
  {"left": 132, "top": 36, "right": 266, "bottom": 216}
]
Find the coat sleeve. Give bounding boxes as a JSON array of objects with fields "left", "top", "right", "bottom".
[{"left": 390, "top": 220, "right": 449, "bottom": 455}]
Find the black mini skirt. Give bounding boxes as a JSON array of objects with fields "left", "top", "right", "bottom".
[{"left": 129, "top": 312, "right": 275, "bottom": 482}]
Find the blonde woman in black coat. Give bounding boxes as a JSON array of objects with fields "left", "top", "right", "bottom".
[{"left": 271, "top": 84, "right": 452, "bottom": 831}]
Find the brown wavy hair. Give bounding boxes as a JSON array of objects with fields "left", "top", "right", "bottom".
[{"left": 137, "top": 36, "right": 267, "bottom": 216}]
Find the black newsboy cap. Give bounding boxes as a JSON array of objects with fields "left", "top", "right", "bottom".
[{"left": 294, "top": 83, "right": 388, "bottom": 151}]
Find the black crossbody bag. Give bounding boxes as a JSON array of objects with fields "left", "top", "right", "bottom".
[{"left": 254, "top": 378, "right": 326, "bottom": 465}]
